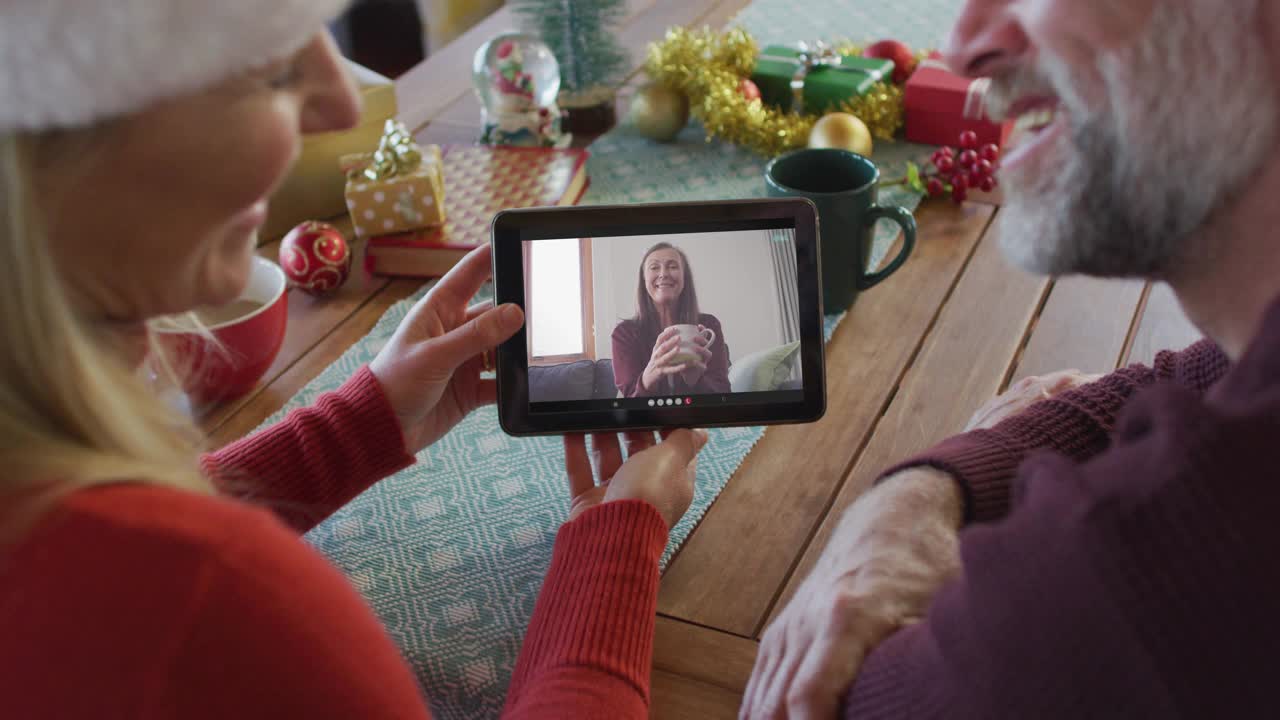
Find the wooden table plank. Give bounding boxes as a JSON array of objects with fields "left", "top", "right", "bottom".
[
  {"left": 412, "top": 120, "right": 488, "bottom": 147},
  {"left": 657, "top": 201, "right": 995, "bottom": 637},
  {"left": 207, "top": 278, "right": 421, "bottom": 448},
  {"left": 1123, "top": 281, "right": 1202, "bottom": 366},
  {"left": 651, "top": 671, "right": 741, "bottom": 720},
  {"left": 653, "top": 617, "right": 758, "bottom": 693},
  {"left": 696, "top": 0, "right": 754, "bottom": 29},
  {"left": 765, "top": 216, "right": 1050, "bottom": 631},
  {"left": 1011, "top": 277, "right": 1146, "bottom": 382}
]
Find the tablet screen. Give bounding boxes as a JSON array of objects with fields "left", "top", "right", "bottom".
[{"left": 522, "top": 228, "right": 805, "bottom": 414}]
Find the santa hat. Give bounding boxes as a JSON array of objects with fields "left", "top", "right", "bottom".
[{"left": 0, "top": 0, "right": 352, "bottom": 133}]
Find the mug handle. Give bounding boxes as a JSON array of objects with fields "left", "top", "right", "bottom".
[
  {"left": 700, "top": 327, "right": 717, "bottom": 347},
  {"left": 857, "top": 205, "right": 918, "bottom": 290}
]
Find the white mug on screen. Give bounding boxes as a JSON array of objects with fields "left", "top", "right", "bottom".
[{"left": 671, "top": 324, "right": 716, "bottom": 366}]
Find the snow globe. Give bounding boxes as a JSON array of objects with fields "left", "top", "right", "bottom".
[{"left": 473, "top": 32, "right": 569, "bottom": 147}]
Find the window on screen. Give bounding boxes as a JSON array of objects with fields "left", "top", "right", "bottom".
[{"left": 527, "top": 238, "right": 595, "bottom": 364}]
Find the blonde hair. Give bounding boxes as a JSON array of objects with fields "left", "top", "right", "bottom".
[{"left": 0, "top": 131, "right": 212, "bottom": 527}]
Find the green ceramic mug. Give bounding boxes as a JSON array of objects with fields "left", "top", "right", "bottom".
[{"left": 766, "top": 149, "right": 917, "bottom": 313}]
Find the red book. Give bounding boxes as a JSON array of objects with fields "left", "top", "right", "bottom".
[
  {"left": 904, "top": 55, "right": 1013, "bottom": 149},
  {"left": 365, "top": 145, "right": 590, "bottom": 278}
]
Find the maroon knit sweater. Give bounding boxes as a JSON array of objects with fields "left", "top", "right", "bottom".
[{"left": 844, "top": 310, "right": 1280, "bottom": 717}]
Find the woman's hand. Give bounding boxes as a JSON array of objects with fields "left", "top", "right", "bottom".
[
  {"left": 678, "top": 325, "right": 713, "bottom": 387},
  {"left": 369, "top": 245, "right": 524, "bottom": 454},
  {"left": 641, "top": 327, "right": 685, "bottom": 393},
  {"left": 563, "top": 429, "right": 708, "bottom": 530}
]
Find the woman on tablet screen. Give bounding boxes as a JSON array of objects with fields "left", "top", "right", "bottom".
[{"left": 612, "top": 243, "right": 732, "bottom": 398}]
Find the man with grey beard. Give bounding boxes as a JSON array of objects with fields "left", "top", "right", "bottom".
[{"left": 742, "top": 0, "right": 1280, "bottom": 718}]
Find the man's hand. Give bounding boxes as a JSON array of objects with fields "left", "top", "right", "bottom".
[
  {"left": 741, "top": 469, "right": 963, "bottom": 720},
  {"left": 965, "top": 370, "right": 1102, "bottom": 432}
]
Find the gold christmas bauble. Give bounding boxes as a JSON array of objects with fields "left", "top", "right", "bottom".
[
  {"left": 809, "top": 113, "right": 874, "bottom": 156},
  {"left": 628, "top": 83, "right": 690, "bottom": 143}
]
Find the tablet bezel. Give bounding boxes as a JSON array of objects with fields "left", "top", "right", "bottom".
[{"left": 492, "top": 198, "right": 826, "bottom": 436}]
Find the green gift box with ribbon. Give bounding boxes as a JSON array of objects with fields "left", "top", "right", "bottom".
[{"left": 751, "top": 44, "right": 894, "bottom": 115}]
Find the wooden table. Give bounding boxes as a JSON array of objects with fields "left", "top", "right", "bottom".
[{"left": 207, "top": 2, "right": 1204, "bottom": 716}]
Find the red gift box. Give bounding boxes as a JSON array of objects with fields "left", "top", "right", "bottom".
[{"left": 904, "top": 56, "right": 1013, "bottom": 148}]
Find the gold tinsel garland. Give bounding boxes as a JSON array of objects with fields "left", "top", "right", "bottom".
[{"left": 644, "top": 27, "right": 907, "bottom": 157}]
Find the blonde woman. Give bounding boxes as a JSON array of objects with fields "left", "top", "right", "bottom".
[{"left": 0, "top": 2, "right": 705, "bottom": 717}]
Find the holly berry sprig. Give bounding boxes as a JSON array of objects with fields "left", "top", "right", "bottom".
[{"left": 904, "top": 130, "right": 1001, "bottom": 204}]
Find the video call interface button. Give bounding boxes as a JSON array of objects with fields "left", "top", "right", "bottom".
[
  {"left": 528, "top": 390, "right": 804, "bottom": 416},
  {"left": 646, "top": 398, "right": 691, "bottom": 407}
]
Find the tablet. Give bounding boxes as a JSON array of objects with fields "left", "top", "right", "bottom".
[{"left": 491, "top": 198, "right": 826, "bottom": 436}]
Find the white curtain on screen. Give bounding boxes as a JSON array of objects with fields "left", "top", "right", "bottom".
[{"left": 769, "top": 230, "right": 801, "bottom": 345}]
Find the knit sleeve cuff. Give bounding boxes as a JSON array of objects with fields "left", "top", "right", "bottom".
[
  {"left": 505, "top": 500, "right": 667, "bottom": 708},
  {"left": 202, "top": 366, "right": 414, "bottom": 521},
  {"left": 877, "top": 430, "right": 1021, "bottom": 525},
  {"left": 318, "top": 365, "right": 416, "bottom": 477}
]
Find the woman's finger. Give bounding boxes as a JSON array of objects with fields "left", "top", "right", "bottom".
[
  {"left": 564, "top": 434, "right": 594, "bottom": 499},
  {"left": 461, "top": 302, "right": 499, "bottom": 371},
  {"left": 430, "top": 303, "right": 524, "bottom": 372},
  {"left": 652, "top": 336, "right": 678, "bottom": 361},
  {"left": 624, "top": 431, "right": 657, "bottom": 457},
  {"left": 591, "top": 433, "right": 624, "bottom": 482},
  {"left": 659, "top": 344, "right": 684, "bottom": 364},
  {"left": 465, "top": 300, "right": 495, "bottom": 322},
  {"left": 426, "top": 244, "right": 495, "bottom": 309}
]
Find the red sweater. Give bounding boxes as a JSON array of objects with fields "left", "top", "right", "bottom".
[
  {"left": 0, "top": 367, "right": 667, "bottom": 719},
  {"left": 845, "top": 316, "right": 1280, "bottom": 716}
]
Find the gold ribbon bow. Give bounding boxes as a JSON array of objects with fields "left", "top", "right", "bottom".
[
  {"left": 762, "top": 42, "right": 889, "bottom": 115},
  {"left": 356, "top": 120, "right": 423, "bottom": 181}
]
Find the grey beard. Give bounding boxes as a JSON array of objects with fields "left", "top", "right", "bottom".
[
  {"left": 998, "top": 122, "right": 1203, "bottom": 279},
  {"left": 996, "top": 0, "right": 1278, "bottom": 280}
]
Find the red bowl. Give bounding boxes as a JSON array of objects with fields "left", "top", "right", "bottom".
[{"left": 157, "top": 257, "right": 289, "bottom": 407}]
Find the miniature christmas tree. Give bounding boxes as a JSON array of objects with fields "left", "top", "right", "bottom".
[{"left": 512, "top": 0, "right": 628, "bottom": 108}]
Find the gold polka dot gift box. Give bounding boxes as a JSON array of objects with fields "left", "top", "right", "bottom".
[{"left": 340, "top": 121, "right": 447, "bottom": 239}]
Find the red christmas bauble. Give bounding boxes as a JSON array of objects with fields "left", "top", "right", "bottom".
[
  {"left": 863, "top": 39, "right": 917, "bottom": 85},
  {"left": 740, "top": 78, "right": 762, "bottom": 102},
  {"left": 279, "top": 221, "right": 352, "bottom": 297}
]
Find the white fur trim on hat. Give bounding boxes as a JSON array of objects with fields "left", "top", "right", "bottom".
[{"left": 0, "top": 0, "right": 352, "bottom": 133}]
